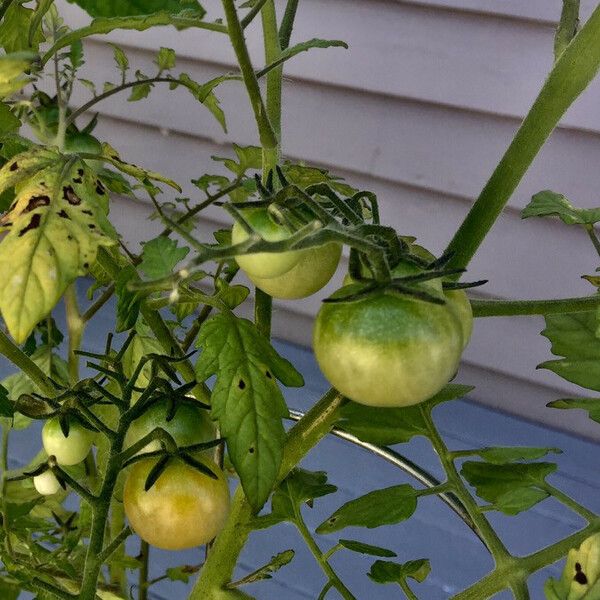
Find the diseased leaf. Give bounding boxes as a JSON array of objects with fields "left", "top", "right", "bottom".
[
  {"left": 368, "top": 559, "right": 431, "bottom": 585},
  {"left": 337, "top": 384, "right": 474, "bottom": 445},
  {"left": 522, "top": 190, "right": 600, "bottom": 226},
  {"left": 338, "top": 539, "right": 397, "bottom": 558},
  {"left": 468, "top": 446, "right": 562, "bottom": 464},
  {"left": 316, "top": 485, "right": 418, "bottom": 534},
  {"left": 461, "top": 461, "right": 556, "bottom": 515},
  {"left": 539, "top": 311, "right": 600, "bottom": 391},
  {"left": 139, "top": 237, "right": 189, "bottom": 280},
  {"left": 0, "top": 159, "right": 116, "bottom": 343},
  {"left": 196, "top": 313, "right": 304, "bottom": 510}
]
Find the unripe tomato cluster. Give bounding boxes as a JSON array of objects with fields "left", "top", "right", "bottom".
[{"left": 233, "top": 208, "right": 473, "bottom": 408}]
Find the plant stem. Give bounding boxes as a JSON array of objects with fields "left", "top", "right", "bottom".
[
  {"left": 189, "top": 390, "right": 345, "bottom": 599},
  {"left": 544, "top": 482, "right": 597, "bottom": 522},
  {"left": 254, "top": 288, "right": 272, "bottom": 339},
  {"left": 279, "top": 0, "right": 299, "bottom": 49},
  {"left": 0, "top": 329, "right": 55, "bottom": 396},
  {"left": 421, "top": 406, "right": 509, "bottom": 561},
  {"left": 64, "top": 285, "right": 84, "bottom": 384},
  {"left": 555, "top": 0, "right": 580, "bottom": 60},
  {"left": 585, "top": 224, "right": 600, "bottom": 257},
  {"left": 241, "top": 0, "right": 269, "bottom": 28},
  {"left": 1, "top": 425, "right": 13, "bottom": 557},
  {"left": 221, "top": 0, "right": 277, "bottom": 150},
  {"left": 139, "top": 540, "right": 150, "bottom": 600},
  {"left": 108, "top": 501, "right": 128, "bottom": 596},
  {"left": 81, "top": 284, "right": 115, "bottom": 323},
  {"left": 294, "top": 509, "right": 356, "bottom": 600},
  {"left": 398, "top": 579, "right": 418, "bottom": 600},
  {"left": 471, "top": 295, "right": 600, "bottom": 317},
  {"left": 444, "top": 5, "right": 600, "bottom": 272}
]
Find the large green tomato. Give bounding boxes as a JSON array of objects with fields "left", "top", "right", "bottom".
[
  {"left": 445, "top": 289, "right": 473, "bottom": 350},
  {"left": 313, "top": 287, "right": 463, "bottom": 407},
  {"left": 123, "top": 457, "right": 230, "bottom": 550},
  {"left": 232, "top": 207, "right": 302, "bottom": 278},
  {"left": 42, "top": 417, "right": 94, "bottom": 466},
  {"left": 248, "top": 242, "right": 342, "bottom": 299},
  {"left": 124, "top": 399, "right": 215, "bottom": 456}
]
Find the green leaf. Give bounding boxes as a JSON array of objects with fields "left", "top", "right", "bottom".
[
  {"left": 0, "top": 160, "right": 116, "bottom": 343},
  {"left": 228, "top": 550, "right": 295, "bottom": 588},
  {"left": 461, "top": 461, "right": 556, "bottom": 514},
  {"left": 338, "top": 539, "right": 397, "bottom": 558},
  {"left": 115, "top": 266, "right": 142, "bottom": 332},
  {"left": 316, "top": 485, "right": 418, "bottom": 534},
  {"left": 0, "top": 3, "right": 44, "bottom": 52},
  {"left": 283, "top": 163, "right": 357, "bottom": 197},
  {"left": 539, "top": 311, "right": 600, "bottom": 391},
  {"left": 128, "top": 73, "right": 152, "bottom": 102},
  {"left": 0, "top": 579, "right": 20, "bottom": 600},
  {"left": 337, "top": 384, "right": 474, "bottom": 445},
  {"left": 0, "top": 52, "right": 36, "bottom": 99},
  {"left": 216, "top": 281, "right": 249, "bottom": 310},
  {"left": 177, "top": 73, "right": 228, "bottom": 132},
  {"left": 122, "top": 327, "right": 163, "bottom": 400},
  {"left": 157, "top": 47, "right": 176, "bottom": 71},
  {"left": 522, "top": 190, "right": 600, "bottom": 226},
  {"left": 212, "top": 144, "right": 262, "bottom": 177},
  {"left": 0, "top": 102, "right": 20, "bottom": 136},
  {"left": 548, "top": 397, "right": 600, "bottom": 424},
  {"left": 109, "top": 43, "right": 129, "bottom": 74},
  {"left": 467, "top": 446, "right": 562, "bottom": 464},
  {"left": 140, "top": 237, "right": 189, "bottom": 279},
  {"left": 165, "top": 565, "right": 195, "bottom": 584},
  {"left": 368, "top": 559, "right": 431, "bottom": 585},
  {"left": 258, "top": 38, "right": 348, "bottom": 77},
  {"left": 195, "top": 313, "right": 304, "bottom": 510},
  {"left": 0, "top": 384, "right": 13, "bottom": 418},
  {"left": 254, "top": 469, "right": 337, "bottom": 528},
  {"left": 65, "top": 0, "right": 206, "bottom": 18}
]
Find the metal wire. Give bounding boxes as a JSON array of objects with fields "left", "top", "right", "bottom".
[{"left": 286, "top": 408, "right": 489, "bottom": 550}]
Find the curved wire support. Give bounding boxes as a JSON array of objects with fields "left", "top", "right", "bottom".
[{"left": 287, "top": 408, "right": 489, "bottom": 550}]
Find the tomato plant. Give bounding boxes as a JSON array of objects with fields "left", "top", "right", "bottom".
[
  {"left": 0, "top": 1, "right": 599, "bottom": 600},
  {"left": 123, "top": 457, "right": 230, "bottom": 550}
]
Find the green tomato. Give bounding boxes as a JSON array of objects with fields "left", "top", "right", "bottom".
[
  {"left": 123, "top": 457, "right": 230, "bottom": 550},
  {"left": 248, "top": 242, "right": 342, "bottom": 299},
  {"left": 33, "top": 470, "right": 61, "bottom": 496},
  {"left": 42, "top": 417, "right": 94, "bottom": 466},
  {"left": 445, "top": 289, "right": 473, "bottom": 349},
  {"left": 232, "top": 208, "right": 302, "bottom": 278},
  {"left": 313, "top": 287, "right": 463, "bottom": 407},
  {"left": 124, "top": 399, "right": 215, "bottom": 457}
]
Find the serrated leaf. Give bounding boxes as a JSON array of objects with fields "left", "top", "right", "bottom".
[
  {"left": 338, "top": 539, "right": 397, "bottom": 558},
  {"left": 468, "top": 446, "right": 562, "bottom": 464},
  {"left": 0, "top": 102, "right": 20, "bottom": 136},
  {"left": 177, "top": 73, "right": 228, "bottom": 132},
  {"left": 228, "top": 550, "right": 295, "bottom": 588},
  {"left": 316, "top": 485, "right": 418, "bottom": 534},
  {"left": 337, "top": 384, "right": 474, "bottom": 445},
  {"left": 128, "top": 74, "right": 152, "bottom": 102},
  {"left": 539, "top": 311, "right": 600, "bottom": 391},
  {"left": 0, "top": 3, "right": 44, "bottom": 52},
  {"left": 139, "top": 237, "right": 189, "bottom": 280},
  {"left": 485, "top": 487, "right": 549, "bottom": 516},
  {"left": 461, "top": 461, "right": 556, "bottom": 513},
  {"left": 196, "top": 313, "right": 304, "bottom": 510},
  {"left": 368, "top": 559, "right": 431, "bottom": 585},
  {"left": 522, "top": 190, "right": 600, "bottom": 226},
  {"left": 65, "top": 0, "right": 205, "bottom": 18},
  {"left": 156, "top": 47, "right": 176, "bottom": 71},
  {"left": 216, "top": 281, "right": 249, "bottom": 310},
  {"left": 213, "top": 144, "right": 262, "bottom": 177},
  {"left": 0, "top": 161, "right": 116, "bottom": 343},
  {"left": 109, "top": 43, "right": 129, "bottom": 73}
]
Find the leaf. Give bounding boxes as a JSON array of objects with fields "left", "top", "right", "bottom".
[
  {"left": 316, "top": 485, "right": 418, "bottom": 534},
  {"left": 0, "top": 102, "right": 20, "bottom": 136},
  {"left": 0, "top": 579, "right": 20, "bottom": 600},
  {"left": 195, "top": 313, "right": 304, "bottom": 510},
  {"left": 522, "top": 190, "right": 600, "bottom": 226},
  {"left": 0, "top": 3, "right": 44, "bottom": 52},
  {"left": 165, "top": 565, "right": 195, "bottom": 584},
  {"left": 0, "top": 384, "right": 14, "bottom": 419},
  {"left": 109, "top": 43, "right": 129, "bottom": 74},
  {"left": 467, "top": 447, "right": 562, "bottom": 464},
  {"left": 258, "top": 38, "right": 348, "bottom": 77},
  {"left": 212, "top": 144, "right": 262, "bottom": 177},
  {"left": 368, "top": 559, "right": 431, "bottom": 585},
  {"left": 461, "top": 461, "right": 556, "bottom": 514},
  {"left": 283, "top": 163, "right": 357, "bottom": 197},
  {"left": 337, "top": 384, "right": 474, "bottom": 445},
  {"left": 0, "top": 52, "right": 36, "bottom": 99},
  {"left": 0, "top": 146, "right": 58, "bottom": 198},
  {"left": 539, "top": 311, "right": 600, "bottom": 391},
  {"left": 548, "top": 397, "right": 600, "bottom": 424},
  {"left": 177, "top": 73, "right": 228, "bottom": 132},
  {"left": 156, "top": 47, "right": 176, "bottom": 71},
  {"left": 128, "top": 72, "right": 152, "bottom": 102},
  {"left": 0, "top": 161, "right": 116, "bottom": 343},
  {"left": 115, "top": 266, "right": 141, "bottom": 332},
  {"left": 254, "top": 469, "right": 337, "bottom": 529},
  {"left": 66, "top": 0, "right": 205, "bottom": 18},
  {"left": 338, "top": 539, "right": 397, "bottom": 558},
  {"left": 139, "top": 237, "right": 189, "bottom": 279},
  {"left": 228, "top": 550, "right": 295, "bottom": 588}
]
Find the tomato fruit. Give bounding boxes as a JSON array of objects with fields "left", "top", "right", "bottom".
[
  {"left": 33, "top": 470, "right": 61, "bottom": 496},
  {"left": 248, "top": 242, "right": 342, "bottom": 299},
  {"left": 313, "top": 286, "right": 463, "bottom": 407},
  {"left": 124, "top": 399, "right": 215, "bottom": 456},
  {"left": 123, "top": 457, "right": 230, "bottom": 550},
  {"left": 445, "top": 289, "right": 473, "bottom": 349},
  {"left": 42, "top": 417, "right": 94, "bottom": 466},
  {"left": 232, "top": 207, "right": 302, "bottom": 278}
]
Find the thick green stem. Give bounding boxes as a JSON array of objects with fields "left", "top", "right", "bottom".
[
  {"left": 444, "top": 5, "right": 600, "bottom": 272},
  {"left": 221, "top": 0, "right": 277, "bottom": 150},
  {"left": 189, "top": 390, "right": 345, "bottom": 599},
  {"left": 109, "top": 500, "right": 128, "bottom": 596},
  {"left": 1, "top": 425, "right": 13, "bottom": 557},
  {"left": 139, "top": 541, "right": 150, "bottom": 600},
  {"left": 471, "top": 295, "right": 600, "bottom": 317},
  {"left": 279, "top": 0, "right": 299, "bottom": 50},
  {"left": 294, "top": 509, "right": 356, "bottom": 600},
  {"left": 555, "top": 0, "right": 580, "bottom": 60},
  {"left": 544, "top": 482, "right": 597, "bottom": 523},
  {"left": 0, "top": 329, "right": 55, "bottom": 397},
  {"left": 64, "top": 285, "right": 84, "bottom": 384},
  {"left": 398, "top": 579, "right": 418, "bottom": 600}
]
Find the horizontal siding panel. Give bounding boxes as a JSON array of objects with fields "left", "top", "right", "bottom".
[{"left": 58, "top": 1, "right": 600, "bottom": 134}]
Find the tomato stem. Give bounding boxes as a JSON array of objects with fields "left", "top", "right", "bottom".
[{"left": 471, "top": 295, "right": 600, "bottom": 318}]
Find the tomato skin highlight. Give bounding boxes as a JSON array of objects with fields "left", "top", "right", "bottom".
[
  {"left": 124, "top": 399, "right": 215, "bottom": 457},
  {"left": 42, "top": 417, "right": 94, "bottom": 466},
  {"left": 123, "top": 457, "right": 230, "bottom": 550},
  {"left": 313, "top": 290, "right": 463, "bottom": 407},
  {"left": 249, "top": 242, "right": 342, "bottom": 299},
  {"left": 33, "top": 470, "right": 61, "bottom": 495},
  {"left": 232, "top": 208, "right": 301, "bottom": 278}
]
